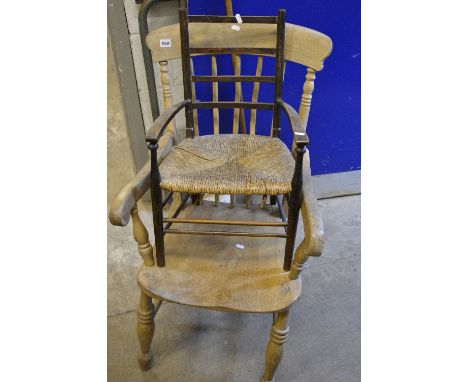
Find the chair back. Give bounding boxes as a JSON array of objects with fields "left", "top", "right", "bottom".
[{"left": 146, "top": 9, "right": 332, "bottom": 142}]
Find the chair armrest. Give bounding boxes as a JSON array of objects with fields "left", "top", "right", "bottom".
[
  {"left": 146, "top": 99, "right": 190, "bottom": 143},
  {"left": 300, "top": 149, "right": 324, "bottom": 257},
  {"left": 289, "top": 149, "right": 324, "bottom": 279},
  {"left": 278, "top": 100, "right": 309, "bottom": 146},
  {"left": 109, "top": 133, "right": 174, "bottom": 226}
]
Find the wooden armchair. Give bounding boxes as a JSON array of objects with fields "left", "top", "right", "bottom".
[{"left": 109, "top": 8, "right": 331, "bottom": 381}]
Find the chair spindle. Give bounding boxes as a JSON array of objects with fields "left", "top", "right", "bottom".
[
  {"left": 159, "top": 61, "right": 176, "bottom": 139},
  {"left": 211, "top": 55, "right": 219, "bottom": 134},
  {"left": 250, "top": 55, "right": 263, "bottom": 135},
  {"left": 230, "top": 194, "right": 235, "bottom": 208},
  {"left": 190, "top": 58, "right": 199, "bottom": 136},
  {"left": 232, "top": 54, "right": 242, "bottom": 134},
  {"left": 298, "top": 67, "right": 316, "bottom": 130}
]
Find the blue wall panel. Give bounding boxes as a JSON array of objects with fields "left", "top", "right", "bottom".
[{"left": 188, "top": 1, "right": 360, "bottom": 175}]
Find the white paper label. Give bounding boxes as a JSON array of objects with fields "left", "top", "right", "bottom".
[
  {"left": 235, "top": 244, "right": 245, "bottom": 249},
  {"left": 231, "top": 25, "right": 240, "bottom": 31},
  {"left": 159, "top": 39, "right": 172, "bottom": 48}
]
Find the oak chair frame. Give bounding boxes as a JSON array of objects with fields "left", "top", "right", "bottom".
[
  {"left": 109, "top": 4, "right": 332, "bottom": 381},
  {"left": 146, "top": 8, "right": 308, "bottom": 272}
]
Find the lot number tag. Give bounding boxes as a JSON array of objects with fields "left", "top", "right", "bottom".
[{"left": 160, "top": 39, "right": 172, "bottom": 48}]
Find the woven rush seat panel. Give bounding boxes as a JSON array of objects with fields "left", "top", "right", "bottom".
[{"left": 159, "top": 134, "right": 295, "bottom": 195}]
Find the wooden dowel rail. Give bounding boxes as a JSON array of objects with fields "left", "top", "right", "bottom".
[
  {"left": 163, "top": 193, "right": 191, "bottom": 231},
  {"left": 276, "top": 195, "right": 288, "bottom": 233},
  {"left": 189, "top": 47, "right": 276, "bottom": 55},
  {"left": 163, "top": 217, "right": 288, "bottom": 226},
  {"left": 187, "top": 15, "right": 278, "bottom": 23},
  {"left": 192, "top": 75, "right": 275, "bottom": 83},
  {"left": 193, "top": 102, "right": 274, "bottom": 110},
  {"left": 162, "top": 191, "right": 173, "bottom": 208},
  {"left": 164, "top": 229, "right": 287, "bottom": 238}
]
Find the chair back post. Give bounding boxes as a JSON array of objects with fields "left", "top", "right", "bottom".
[
  {"left": 272, "top": 9, "right": 286, "bottom": 138},
  {"left": 179, "top": 7, "right": 195, "bottom": 139},
  {"left": 148, "top": 142, "right": 166, "bottom": 267}
]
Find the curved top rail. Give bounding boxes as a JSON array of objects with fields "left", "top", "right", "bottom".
[{"left": 146, "top": 22, "right": 332, "bottom": 71}]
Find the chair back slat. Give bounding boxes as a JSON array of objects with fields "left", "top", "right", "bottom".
[
  {"left": 159, "top": 61, "right": 177, "bottom": 141},
  {"left": 190, "top": 58, "right": 199, "bottom": 136},
  {"left": 192, "top": 75, "right": 275, "bottom": 83},
  {"left": 298, "top": 68, "right": 316, "bottom": 130},
  {"left": 231, "top": 55, "right": 247, "bottom": 134},
  {"left": 211, "top": 55, "right": 219, "bottom": 134},
  {"left": 250, "top": 55, "right": 263, "bottom": 135},
  {"left": 178, "top": 7, "right": 284, "bottom": 139},
  {"left": 223, "top": 0, "right": 246, "bottom": 136},
  {"left": 232, "top": 55, "right": 242, "bottom": 134}
]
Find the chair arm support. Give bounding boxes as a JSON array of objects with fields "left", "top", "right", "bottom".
[
  {"left": 109, "top": 133, "right": 174, "bottom": 226},
  {"left": 289, "top": 149, "right": 324, "bottom": 280},
  {"left": 278, "top": 100, "right": 309, "bottom": 146},
  {"left": 146, "top": 99, "right": 191, "bottom": 143}
]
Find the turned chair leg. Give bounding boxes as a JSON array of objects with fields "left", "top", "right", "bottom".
[
  {"left": 137, "top": 291, "right": 162, "bottom": 370},
  {"left": 260, "top": 310, "right": 290, "bottom": 382}
]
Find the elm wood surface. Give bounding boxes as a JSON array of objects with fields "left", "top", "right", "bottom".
[{"left": 138, "top": 202, "right": 302, "bottom": 313}]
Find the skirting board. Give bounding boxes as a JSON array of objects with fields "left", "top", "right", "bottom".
[{"left": 312, "top": 170, "right": 361, "bottom": 199}]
